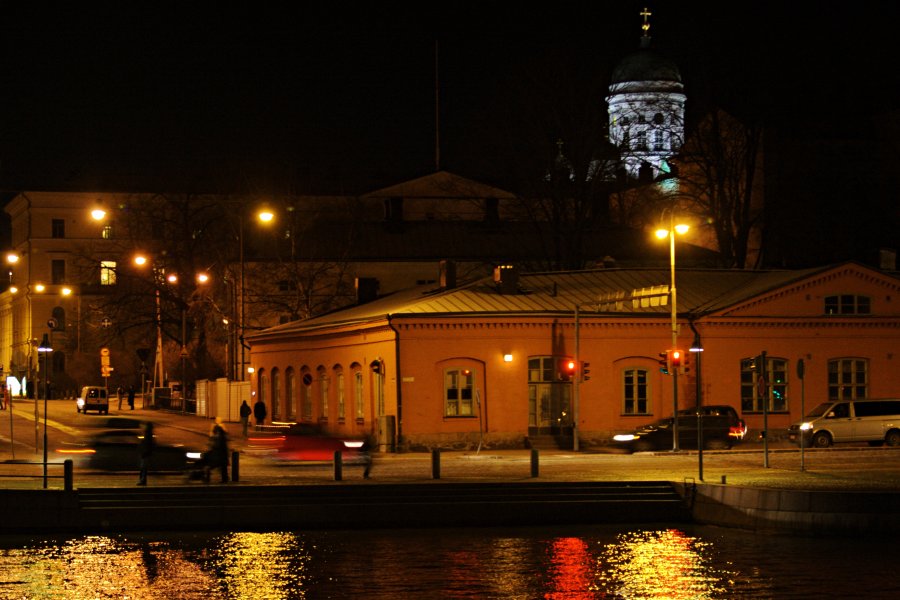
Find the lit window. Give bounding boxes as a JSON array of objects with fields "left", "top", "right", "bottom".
[
  {"left": 271, "top": 368, "right": 281, "bottom": 420},
  {"left": 337, "top": 370, "right": 345, "bottom": 420},
  {"left": 286, "top": 368, "right": 296, "bottom": 419},
  {"left": 623, "top": 368, "right": 649, "bottom": 415},
  {"left": 320, "top": 370, "right": 329, "bottom": 420},
  {"left": 444, "top": 368, "right": 475, "bottom": 417},
  {"left": 828, "top": 358, "right": 868, "bottom": 400},
  {"left": 354, "top": 370, "right": 364, "bottom": 420},
  {"left": 100, "top": 261, "right": 117, "bottom": 286},
  {"left": 740, "top": 357, "right": 788, "bottom": 413}
]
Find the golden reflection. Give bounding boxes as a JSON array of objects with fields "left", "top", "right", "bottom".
[
  {"left": 594, "top": 529, "right": 732, "bottom": 599},
  {"left": 209, "top": 531, "right": 309, "bottom": 599}
]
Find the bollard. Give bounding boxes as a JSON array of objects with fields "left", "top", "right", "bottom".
[
  {"left": 530, "top": 448, "right": 539, "bottom": 478},
  {"left": 721, "top": 475, "right": 727, "bottom": 484},
  {"left": 231, "top": 451, "right": 240, "bottom": 482},
  {"left": 334, "top": 450, "right": 343, "bottom": 481},
  {"left": 64, "top": 459, "right": 73, "bottom": 491},
  {"left": 431, "top": 448, "right": 441, "bottom": 479}
]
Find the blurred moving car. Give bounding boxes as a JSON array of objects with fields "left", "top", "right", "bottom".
[
  {"left": 262, "top": 423, "right": 369, "bottom": 463},
  {"left": 677, "top": 405, "right": 747, "bottom": 440},
  {"left": 57, "top": 428, "right": 200, "bottom": 471},
  {"left": 613, "top": 408, "right": 744, "bottom": 452}
]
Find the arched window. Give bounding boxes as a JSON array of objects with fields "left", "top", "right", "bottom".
[
  {"left": 271, "top": 368, "right": 281, "bottom": 420},
  {"left": 301, "top": 368, "right": 313, "bottom": 421},
  {"left": 286, "top": 368, "right": 296, "bottom": 419},
  {"left": 318, "top": 366, "right": 329, "bottom": 421},
  {"left": 353, "top": 365, "right": 364, "bottom": 421},
  {"left": 334, "top": 365, "right": 345, "bottom": 421},
  {"left": 258, "top": 369, "right": 269, "bottom": 417}
]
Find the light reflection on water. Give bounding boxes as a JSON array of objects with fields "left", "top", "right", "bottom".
[{"left": 0, "top": 525, "right": 896, "bottom": 599}]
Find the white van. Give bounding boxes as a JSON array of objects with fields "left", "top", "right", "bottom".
[
  {"left": 76, "top": 386, "right": 109, "bottom": 415},
  {"left": 788, "top": 399, "right": 900, "bottom": 448}
]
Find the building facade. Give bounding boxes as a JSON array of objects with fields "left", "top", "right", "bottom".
[{"left": 247, "top": 263, "right": 900, "bottom": 450}]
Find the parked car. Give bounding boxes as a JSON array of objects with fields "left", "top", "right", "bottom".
[
  {"left": 788, "top": 398, "right": 900, "bottom": 448},
  {"left": 269, "top": 423, "right": 369, "bottom": 463},
  {"left": 57, "top": 428, "right": 200, "bottom": 471},
  {"left": 613, "top": 411, "right": 741, "bottom": 452},
  {"left": 76, "top": 386, "right": 109, "bottom": 414},
  {"left": 677, "top": 405, "right": 747, "bottom": 440}
]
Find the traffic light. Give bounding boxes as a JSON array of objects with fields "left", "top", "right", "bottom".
[
  {"left": 670, "top": 349, "right": 684, "bottom": 371},
  {"left": 558, "top": 358, "right": 576, "bottom": 381},
  {"left": 581, "top": 361, "right": 591, "bottom": 381},
  {"left": 658, "top": 352, "right": 670, "bottom": 375}
]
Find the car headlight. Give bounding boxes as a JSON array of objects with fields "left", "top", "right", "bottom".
[
  {"left": 799, "top": 422, "right": 813, "bottom": 431},
  {"left": 613, "top": 434, "right": 638, "bottom": 442},
  {"left": 186, "top": 451, "right": 203, "bottom": 460}
]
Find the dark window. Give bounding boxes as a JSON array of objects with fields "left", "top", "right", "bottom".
[
  {"left": 653, "top": 113, "right": 665, "bottom": 125},
  {"left": 853, "top": 401, "right": 900, "bottom": 417},
  {"left": 828, "top": 358, "right": 867, "bottom": 400},
  {"left": 52, "top": 219, "right": 65, "bottom": 238},
  {"left": 51, "top": 260, "right": 66, "bottom": 284},
  {"left": 825, "top": 295, "right": 871, "bottom": 315}
]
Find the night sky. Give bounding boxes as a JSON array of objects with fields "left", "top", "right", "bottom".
[{"left": 1, "top": 1, "right": 898, "bottom": 260}]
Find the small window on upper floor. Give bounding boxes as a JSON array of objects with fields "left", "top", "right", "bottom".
[
  {"left": 653, "top": 113, "right": 665, "bottom": 125},
  {"left": 52, "top": 219, "right": 66, "bottom": 239},
  {"left": 824, "top": 295, "right": 871, "bottom": 315},
  {"left": 620, "top": 116, "right": 631, "bottom": 126}
]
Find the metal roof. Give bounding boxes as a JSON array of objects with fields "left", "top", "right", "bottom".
[{"left": 251, "top": 263, "right": 876, "bottom": 339}]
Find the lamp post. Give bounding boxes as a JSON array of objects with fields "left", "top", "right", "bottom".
[
  {"left": 237, "top": 207, "right": 275, "bottom": 382},
  {"left": 37, "top": 333, "right": 52, "bottom": 488},
  {"left": 655, "top": 214, "right": 689, "bottom": 452}
]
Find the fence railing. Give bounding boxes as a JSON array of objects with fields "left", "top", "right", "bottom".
[{"left": 0, "top": 459, "right": 74, "bottom": 490}]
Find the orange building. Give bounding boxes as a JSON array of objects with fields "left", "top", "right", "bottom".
[{"left": 246, "top": 262, "right": 900, "bottom": 451}]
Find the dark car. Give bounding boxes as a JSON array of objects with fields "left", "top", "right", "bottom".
[
  {"left": 613, "top": 411, "right": 740, "bottom": 452},
  {"left": 57, "top": 429, "right": 200, "bottom": 471},
  {"left": 677, "top": 405, "right": 747, "bottom": 440},
  {"left": 269, "top": 423, "right": 369, "bottom": 463}
]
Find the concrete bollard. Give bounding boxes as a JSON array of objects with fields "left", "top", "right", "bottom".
[
  {"left": 231, "top": 451, "right": 240, "bottom": 482},
  {"left": 431, "top": 449, "right": 441, "bottom": 479},
  {"left": 531, "top": 448, "right": 539, "bottom": 478},
  {"left": 334, "top": 451, "right": 343, "bottom": 481},
  {"left": 64, "top": 459, "right": 73, "bottom": 491}
]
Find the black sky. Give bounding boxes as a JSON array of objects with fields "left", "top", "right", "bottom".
[{"left": 1, "top": 1, "right": 899, "bottom": 195}]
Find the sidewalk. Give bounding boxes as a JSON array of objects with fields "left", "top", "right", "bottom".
[{"left": 3, "top": 403, "right": 900, "bottom": 492}]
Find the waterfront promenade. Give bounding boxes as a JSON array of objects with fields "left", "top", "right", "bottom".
[{"left": 2, "top": 404, "right": 900, "bottom": 535}]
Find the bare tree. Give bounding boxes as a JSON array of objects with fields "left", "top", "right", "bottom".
[{"left": 673, "top": 109, "right": 765, "bottom": 269}]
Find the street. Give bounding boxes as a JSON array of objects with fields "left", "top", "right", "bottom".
[{"left": 3, "top": 397, "right": 900, "bottom": 491}]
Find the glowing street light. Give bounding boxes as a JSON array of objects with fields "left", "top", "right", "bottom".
[{"left": 655, "top": 213, "right": 689, "bottom": 451}]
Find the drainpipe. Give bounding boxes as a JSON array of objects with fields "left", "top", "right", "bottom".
[{"left": 387, "top": 314, "right": 402, "bottom": 447}]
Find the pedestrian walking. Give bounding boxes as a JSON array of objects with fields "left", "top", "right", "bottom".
[
  {"left": 117, "top": 386, "right": 124, "bottom": 410},
  {"left": 0, "top": 383, "right": 7, "bottom": 410},
  {"left": 253, "top": 397, "right": 267, "bottom": 430},
  {"left": 137, "top": 421, "right": 154, "bottom": 486},
  {"left": 361, "top": 438, "right": 372, "bottom": 479},
  {"left": 239, "top": 400, "right": 252, "bottom": 437},
  {"left": 128, "top": 385, "right": 136, "bottom": 410},
  {"left": 206, "top": 417, "right": 230, "bottom": 483}
]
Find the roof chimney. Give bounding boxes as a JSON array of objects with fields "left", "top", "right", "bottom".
[
  {"left": 493, "top": 264, "right": 518, "bottom": 295},
  {"left": 355, "top": 277, "right": 379, "bottom": 305},
  {"left": 440, "top": 260, "right": 457, "bottom": 289}
]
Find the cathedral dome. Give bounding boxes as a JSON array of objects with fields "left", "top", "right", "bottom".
[{"left": 611, "top": 46, "right": 682, "bottom": 85}]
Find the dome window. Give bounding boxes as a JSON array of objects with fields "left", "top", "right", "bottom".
[{"left": 653, "top": 113, "right": 664, "bottom": 125}]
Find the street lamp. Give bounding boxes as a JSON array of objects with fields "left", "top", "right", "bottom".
[
  {"left": 237, "top": 207, "right": 276, "bottom": 382},
  {"left": 655, "top": 214, "right": 689, "bottom": 451},
  {"left": 37, "top": 333, "right": 52, "bottom": 488}
]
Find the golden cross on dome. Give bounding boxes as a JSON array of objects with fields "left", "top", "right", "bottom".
[{"left": 640, "top": 7, "right": 652, "bottom": 34}]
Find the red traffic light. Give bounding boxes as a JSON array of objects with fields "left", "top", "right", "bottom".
[{"left": 670, "top": 349, "right": 683, "bottom": 367}]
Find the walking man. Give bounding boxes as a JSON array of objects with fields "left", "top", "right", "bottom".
[
  {"left": 137, "top": 421, "right": 154, "bottom": 486},
  {"left": 253, "top": 397, "right": 267, "bottom": 431},
  {"left": 239, "top": 400, "right": 252, "bottom": 437}
]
